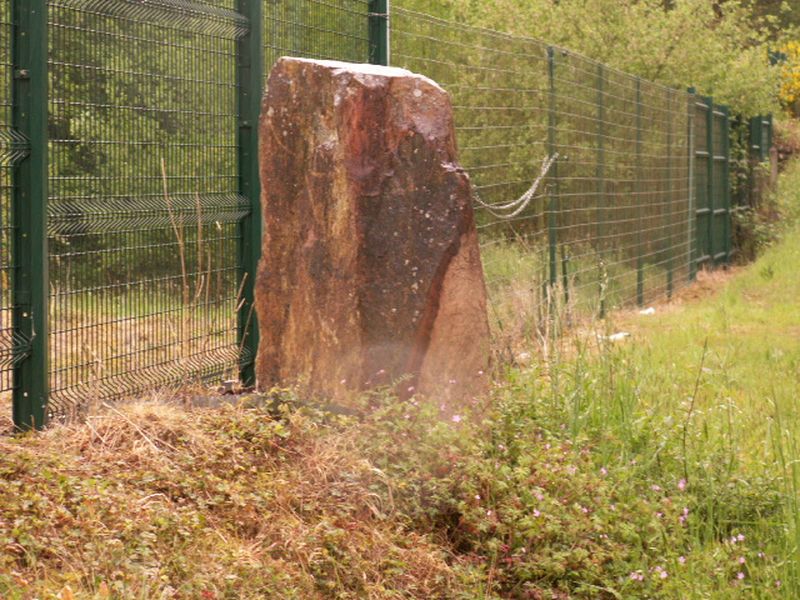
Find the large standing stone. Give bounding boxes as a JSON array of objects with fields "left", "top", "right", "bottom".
[{"left": 255, "top": 57, "right": 490, "bottom": 405}]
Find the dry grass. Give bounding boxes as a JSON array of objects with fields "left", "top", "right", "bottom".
[
  {"left": 0, "top": 395, "right": 11, "bottom": 434},
  {"left": 0, "top": 399, "right": 458, "bottom": 599},
  {"left": 611, "top": 266, "right": 741, "bottom": 332},
  {"left": 1, "top": 229, "right": 794, "bottom": 598}
]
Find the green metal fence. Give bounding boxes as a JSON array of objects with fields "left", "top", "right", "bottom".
[
  {"left": 692, "top": 96, "right": 733, "bottom": 271},
  {"left": 5, "top": 0, "right": 379, "bottom": 429},
  {"left": 731, "top": 113, "right": 774, "bottom": 214},
  {"left": 390, "top": 7, "right": 759, "bottom": 350},
  {"left": 0, "top": 1, "right": 13, "bottom": 405},
  {"left": 751, "top": 114, "right": 774, "bottom": 163},
  {"left": 2, "top": 1, "right": 768, "bottom": 429}
]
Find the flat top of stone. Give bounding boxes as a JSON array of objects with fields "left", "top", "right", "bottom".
[{"left": 275, "top": 57, "right": 444, "bottom": 92}]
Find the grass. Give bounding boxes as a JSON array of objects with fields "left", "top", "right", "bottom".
[
  {"left": 522, "top": 156, "right": 800, "bottom": 597},
  {"left": 480, "top": 234, "right": 691, "bottom": 365},
  {"left": 2, "top": 164, "right": 800, "bottom": 597},
  {"left": 0, "top": 393, "right": 730, "bottom": 599},
  {"left": 0, "top": 401, "right": 457, "bottom": 598}
]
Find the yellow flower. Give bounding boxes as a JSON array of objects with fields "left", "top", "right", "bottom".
[{"left": 779, "top": 41, "right": 800, "bottom": 110}]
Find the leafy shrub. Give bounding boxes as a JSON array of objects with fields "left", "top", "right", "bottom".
[{"left": 399, "top": 0, "right": 783, "bottom": 118}]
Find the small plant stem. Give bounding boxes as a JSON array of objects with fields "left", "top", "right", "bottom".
[{"left": 682, "top": 338, "right": 708, "bottom": 482}]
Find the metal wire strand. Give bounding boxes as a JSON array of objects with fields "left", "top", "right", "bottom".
[{"left": 473, "top": 153, "right": 559, "bottom": 219}]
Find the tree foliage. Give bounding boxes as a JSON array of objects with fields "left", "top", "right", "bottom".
[
  {"left": 397, "top": 0, "right": 784, "bottom": 118},
  {"left": 779, "top": 40, "right": 800, "bottom": 115},
  {"left": 748, "top": 0, "right": 800, "bottom": 35}
]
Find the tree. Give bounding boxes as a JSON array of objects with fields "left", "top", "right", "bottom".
[
  {"left": 748, "top": 0, "right": 800, "bottom": 35},
  {"left": 397, "top": 0, "right": 784, "bottom": 117}
]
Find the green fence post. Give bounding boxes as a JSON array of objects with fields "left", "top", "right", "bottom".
[
  {"left": 635, "top": 77, "right": 644, "bottom": 307},
  {"left": 766, "top": 114, "right": 773, "bottom": 155},
  {"left": 751, "top": 114, "right": 774, "bottom": 163},
  {"left": 705, "top": 96, "right": 714, "bottom": 268},
  {"left": 747, "top": 113, "right": 771, "bottom": 209},
  {"left": 596, "top": 63, "right": 606, "bottom": 318},
  {"left": 561, "top": 246, "right": 570, "bottom": 308},
  {"left": 369, "top": 0, "right": 389, "bottom": 66},
  {"left": 11, "top": 0, "right": 49, "bottom": 430},
  {"left": 749, "top": 115, "right": 761, "bottom": 162},
  {"left": 666, "top": 89, "right": 674, "bottom": 299},
  {"left": 687, "top": 87, "right": 696, "bottom": 281},
  {"left": 236, "top": 0, "right": 263, "bottom": 387},
  {"left": 546, "top": 47, "right": 559, "bottom": 292},
  {"left": 721, "top": 105, "right": 731, "bottom": 264}
]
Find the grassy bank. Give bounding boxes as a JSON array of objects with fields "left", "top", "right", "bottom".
[
  {"left": 518, "top": 157, "right": 800, "bottom": 597},
  {"left": 3, "top": 391, "right": 760, "bottom": 599},
  {"left": 2, "top": 165, "right": 800, "bottom": 598}
]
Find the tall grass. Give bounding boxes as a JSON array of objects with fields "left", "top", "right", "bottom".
[
  {"left": 3, "top": 163, "right": 800, "bottom": 599},
  {"left": 481, "top": 157, "right": 800, "bottom": 596},
  {"left": 480, "top": 236, "right": 684, "bottom": 367}
]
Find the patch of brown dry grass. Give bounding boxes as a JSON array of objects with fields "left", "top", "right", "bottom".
[{"left": 0, "top": 400, "right": 458, "bottom": 599}]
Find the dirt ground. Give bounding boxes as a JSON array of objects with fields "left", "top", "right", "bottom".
[{"left": 614, "top": 266, "right": 740, "bottom": 325}]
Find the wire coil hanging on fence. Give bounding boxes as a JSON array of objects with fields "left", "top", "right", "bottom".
[{"left": 472, "top": 153, "right": 559, "bottom": 220}]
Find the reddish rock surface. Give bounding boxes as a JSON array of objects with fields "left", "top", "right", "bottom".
[{"left": 255, "top": 57, "right": 490, "bottom": 405}]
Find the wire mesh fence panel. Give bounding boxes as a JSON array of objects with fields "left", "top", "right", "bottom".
[
  {"left": 546, "top": 51, "right": 690, "bottom": 315},
  {"left": 694, "top": 98, "right": 712, "bottom": 269},
  {"left": 392, "top": 6, "right": 695, "bottom": 348},
  {"left": 668, "top": 90, "right": 694, "bottom": 295},
  {"left": 750, "top": 114, "right": 774, "bottom": 164},
  {"left": 732, "top": 113, "right": 773, "bottom": 218},
  {"left": 264, "top": 0, "right": 370, "bottom": 79},
  {"left": 47, "top": 0, "right": 247, "bottom": 417},
  {"left": 711, "top": 107, "right": 730, "bottom": 264},
  {"left": 392, "top": 8, "right": 553, "bottom": 350},
  {"left": 39, "top": 0, "right": 373, "bottom": 419},
  {"left": 0, "top": 0, "right": 13, "bottom": 405},
  {"left": 1, "top": 0, "right": 743, "bottom": 425}
]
